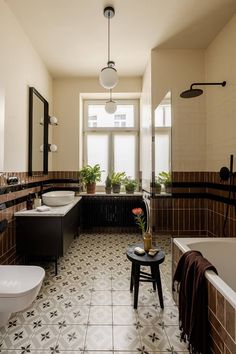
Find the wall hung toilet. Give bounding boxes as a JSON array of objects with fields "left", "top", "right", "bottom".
[{"left": 0, "top": 265, "right": 45, "bottom": 327}]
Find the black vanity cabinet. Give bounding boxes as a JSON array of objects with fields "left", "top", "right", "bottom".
[{"left": 15, "top": 198, "right": 81, "bottom": 274}]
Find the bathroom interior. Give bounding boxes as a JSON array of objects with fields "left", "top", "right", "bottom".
[{"left": 1, "top": 0, "right": 236, "bottom": 353}]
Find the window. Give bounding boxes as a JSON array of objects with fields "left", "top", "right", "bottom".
[
  {"left": 88, "top": 115, "right": 97, "bottom": 128},
  {"left": 114, "top": 114, "right": 126, "bottom": 127},
  {"left": 83, "top": 100, "right": 139, "bottom": 185},
  {"left": 154, "top": 95, "right": 171, "bottom": 175}
]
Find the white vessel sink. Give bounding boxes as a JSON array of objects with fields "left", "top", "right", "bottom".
[{"left": 42, "top": 191, "right": 75, "bottom": 206}]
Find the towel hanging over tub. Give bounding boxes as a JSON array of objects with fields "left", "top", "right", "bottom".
[{"left": 173, "top": 250, "right": 218, "bottom": 354}]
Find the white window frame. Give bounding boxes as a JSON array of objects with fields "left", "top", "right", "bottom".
[
  {"left": 84, "top": 99, "right": 139, "bottom": 131},
  {"left": 83, "top": 99, "right": 139, "bottom": 183}
]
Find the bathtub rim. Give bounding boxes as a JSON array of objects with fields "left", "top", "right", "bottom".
[{"left": 173, "top": 237, "right": 236, "bottom": 309}]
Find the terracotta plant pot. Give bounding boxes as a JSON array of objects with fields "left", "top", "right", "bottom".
[{"left": 86, "top": 182, "right": 96, "bottom": 194}]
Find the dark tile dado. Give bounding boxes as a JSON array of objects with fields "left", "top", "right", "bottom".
[{"left": 0, "top": 171, "right": 80, "bottom": 265}]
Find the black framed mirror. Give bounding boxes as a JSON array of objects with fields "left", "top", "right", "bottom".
[{"left": 28, "top": 87, "right": 48, "bottom": 176}]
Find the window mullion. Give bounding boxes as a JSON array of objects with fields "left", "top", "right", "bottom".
[{"left": 110, "top": 132, "right": 114, "bottom": 174}]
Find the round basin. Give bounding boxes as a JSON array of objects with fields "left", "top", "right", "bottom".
[{"left": 42, "top": 191, "right": 75, "bottom": 206}]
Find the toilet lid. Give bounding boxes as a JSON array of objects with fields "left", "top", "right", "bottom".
[{"left": 0, "top": 265, "right": 45, "bottom": 297}]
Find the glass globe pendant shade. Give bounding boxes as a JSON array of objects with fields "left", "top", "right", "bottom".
[
  {"left": 105, "top": 99, "right": 117, "bottom": 114},
  {"left": 49, "top": 144, "right": 58, "bottom": 152},
  {"left": 100, "top": 66, "right": 118, "bottom": 89}
]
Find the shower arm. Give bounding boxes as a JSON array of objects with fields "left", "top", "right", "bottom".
[{"left": 190, "top": 81, "right": 226, "bottom": 90}]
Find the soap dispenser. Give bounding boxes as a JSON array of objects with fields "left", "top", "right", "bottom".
[{"left": 34, "top": 193, "right": 42, "bottom": 208}]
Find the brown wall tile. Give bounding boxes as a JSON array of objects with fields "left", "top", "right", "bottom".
[
  {"left": 216, "top": 291, "right": 225, "bottom": 326},
  {"left": 225, "top": 300, "right": 235, "bottom": 341}
]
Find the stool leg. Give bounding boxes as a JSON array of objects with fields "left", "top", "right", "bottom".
[
  {"left": 130, "top": 263, "right": 134, "bottom": 292},
  {"left": 154, "top": 266, "right": 164, "bottom": 309},
  {"left": 133, "top": 264, "right": 140, "bottom": 309},
  {"left": 150, "top": 265, "right": 156, "bottom": 291}
]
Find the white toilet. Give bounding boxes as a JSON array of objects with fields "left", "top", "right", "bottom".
[{"left": 0, "top": 265, "right": 45, "bottom": 327}]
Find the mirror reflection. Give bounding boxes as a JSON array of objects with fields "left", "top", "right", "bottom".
[
  {"left": 28, "top": 87, "right": 48, "bottom": 176},
  {"left": 154, "top": 91, "right": 172, "bottom": 194}
]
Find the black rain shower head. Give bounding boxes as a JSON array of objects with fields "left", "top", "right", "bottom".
[{"left": 180, "top": 81, "right": 226, "bottom": 98}]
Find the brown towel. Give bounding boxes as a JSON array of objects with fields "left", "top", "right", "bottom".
[{"left": 173, "top": 250, "right": 218, "bottom": 354}]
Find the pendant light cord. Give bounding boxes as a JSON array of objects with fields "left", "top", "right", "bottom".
[{"left": 108, "top": 13, "right": 110, "bottom": 63}]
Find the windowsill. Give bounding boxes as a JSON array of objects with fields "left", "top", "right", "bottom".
[{"left": 79, "top": 192, "right": 143, "bottom": 197}]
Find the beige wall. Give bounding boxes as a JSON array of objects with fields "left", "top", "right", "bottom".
[
  {"left": 151, "top": 49, "right": 206, "bottom": 171},
  {"left": 140, "top": 59, "right": 152, "bottom": 191},
  {"left": 0, "top": 0, "right": 52, "bottom": 172},
  {"left": 52, "top": 77, "right": 141, "bottom": 171},
  {"left": 205, "top": 14, "right": 236, "bottom": 171}
]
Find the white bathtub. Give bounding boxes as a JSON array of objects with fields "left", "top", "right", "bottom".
[{"left": 173, "top": 238, "right": 236, "bottom": 309}]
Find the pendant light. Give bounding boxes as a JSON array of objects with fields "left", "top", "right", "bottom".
[
  {"left": 99, "top": 6, "right": 118, "bottom": 89},
  {"left": 105, "top": 89, "right": 117, "bottom": 114}
]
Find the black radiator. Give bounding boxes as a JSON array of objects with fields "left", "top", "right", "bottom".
[{"left": 81, "top": 196, "right": 145, "bottom": 232}]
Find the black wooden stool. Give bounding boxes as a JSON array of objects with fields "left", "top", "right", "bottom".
[{"left": 126, "top": 243, "right": 165, "bottom": 309}]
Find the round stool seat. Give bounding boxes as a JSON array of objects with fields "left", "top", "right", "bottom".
[
  {"left": 126, "top": 243, "right": 165, "bottom": 309},
  {"left": 127, "top": 243, "right": 165, "bottom": 266}
]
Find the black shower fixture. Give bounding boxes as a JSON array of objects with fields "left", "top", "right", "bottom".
[
  {"left": 219, "top": 154, "right": 236, "bottom": 237},
  {"left": 180, "top": 81, "right": 226, "bottom": 98},
  {"left": 219, "top": 154, "right": 235, "bottom": 181}
]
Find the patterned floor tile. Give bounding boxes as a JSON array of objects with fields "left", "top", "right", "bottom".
[
  {"left": 113, "top": 325, "right": 141, "bottom": 351},
  {"left": 88, "top": 306, "right": 112, "bottom": 325},
  {"left": 165, "top": 325, "right": 189, "bottom": 351},
  {"left": 137, "top": 291, "right": 156, "bottom": 307},
  {"left": 57, "top": 325, "right": 87, "bottom": 350},
  {"left": 84, "top": 352, "right": 113, "bottom": 354},
  {"left": 139, "top": 325, "right": 171, "bottom": 351},
  {"left": 136, "top": 306, "right": 161, "bottom": 326},
  {"left": 93, "top": 277, "right": 112, "bottom": 290},
  {"left": 71, "top": 291, "right": 92, "bottom": 306},
  {"left": 63, "top": 306, "right": 90, "bottom": 325},
  {"left": 1, "top": 325, "right": 34, "bottom": 350},
  {"left": 28, "top": 325, "right": 59, "bottom": 350},
  {"left": 85, "top": 325, "right": 112, "bottom": 351},
  {"left": 90, "top": 290, "right": 112, "bottom": 305},
  {"left": 1, "top": 233, "right": 184, "bottom": 352},
  {"left": 112, "top": 276, "right": 131, "bottom": 290},
  {"left": 113, "top": 305, "right": 137, "bottom": 325},
  {"left": 112, "top": 290, "right": 134, "bottom": 306},
  {"left": 158, "top": 306, "right": 179, "bottom": 326}
]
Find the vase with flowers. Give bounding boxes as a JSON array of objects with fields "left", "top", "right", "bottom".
[{"left": 132, "top": 207, "right": 152, "bottom": 252}]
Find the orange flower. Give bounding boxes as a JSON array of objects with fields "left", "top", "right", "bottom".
[
  {"left": 132, "top": 208, "right": 143, "bottom": 216},
  {"left": 132, "top": 207, "right": 146, "bottom": 232}
]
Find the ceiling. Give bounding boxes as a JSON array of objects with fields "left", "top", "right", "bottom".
[{"left": 6, "top": 0, "right": 236, "bottom": 78}]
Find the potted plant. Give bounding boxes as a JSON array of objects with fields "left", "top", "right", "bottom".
[
  {"left": 111, "top": 171, "right": 126, "bottom": 194},
  {"left": 105, "top": 175, "right": 112, "bottom": 194},
  {"left": 124, "top": 177, "right": 137, "bottom": 194},
  {"left": 79, "top": 164, "right": 101, "bottom": 194},
  {"left": 158, "top": 171, "right": 172, "bottom": 193},
  {"left": 154, "top": 180, "right": 162, "bottom": 194}
]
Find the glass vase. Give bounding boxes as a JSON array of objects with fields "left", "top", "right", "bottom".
[{"left": 143, "top": 232, "right": 152, "bottom": 253}]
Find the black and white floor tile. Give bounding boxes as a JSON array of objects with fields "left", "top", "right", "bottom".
[{"left": 0, "top": 233, "right": 188, "bottom": 353}]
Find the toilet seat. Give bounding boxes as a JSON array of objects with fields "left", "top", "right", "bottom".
[{"left": 0, "top": 265, "right": 45, "bottom": 297}]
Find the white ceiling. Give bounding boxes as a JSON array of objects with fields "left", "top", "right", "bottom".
[{"left": 6, "top": 0, "right": 236, "bottom": 78}]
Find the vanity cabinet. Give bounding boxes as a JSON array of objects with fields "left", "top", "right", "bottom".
[{"left": 15, "top": 197, "right": 81, "bottom": 274}]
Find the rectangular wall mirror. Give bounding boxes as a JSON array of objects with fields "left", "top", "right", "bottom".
[
  {"left": 154, "top": 91, "right": 172, "bottom": 194},
  {"left": 28, "top": 87, "right": 48, "bottom": 176}
]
